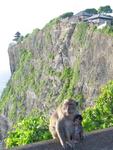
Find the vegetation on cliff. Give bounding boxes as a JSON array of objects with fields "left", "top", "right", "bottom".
[
  {"left": 84, "top": 5, "right": 112, "bottom": 14},
  {"left": 98, "top": 25, "right": 113, "bottom": 36},
  {"left": 83, "top": 81, "right": 113, "bottom": 131},
  {"left": 0, "top": 49, "right": 33, "bottom": 121},
  {"left": 5, "top": 115, "right": 51, "bottom": 148},
  {"left": 5, "top": 80, "right": 113, "bottom": 148},
  {"left": 1, "top": 14, "right": 113, "bottom": 148}
]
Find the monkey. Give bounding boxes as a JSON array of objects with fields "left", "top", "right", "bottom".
[
  {"left": 72, "top": 114, "right": 84, "bottom": 143},
  {"left": 49, "top": 111, "right": 59, "bottom": 139},
  {"left": 49, "top": 99, "right": 78, "bottom": 149}
]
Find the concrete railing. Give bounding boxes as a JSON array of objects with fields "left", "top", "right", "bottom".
[{"left": 8, "top": 127, "right": 113, "bottom": 150}]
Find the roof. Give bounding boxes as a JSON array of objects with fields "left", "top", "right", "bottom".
[
  {"left": 86, "top": 14, "right": 113, "bottom": 20},
  {"left": 75, "top": 11, "right": 92, "bottom": 17}
]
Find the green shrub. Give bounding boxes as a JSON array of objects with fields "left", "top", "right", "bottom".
[
  {"left": 60, "top": 12, "right": 73, "bottom": 19},
  {"left": 0, "top": 49, "right": 38, "bottom": 121},
  {"left": 83, "top": 80, "right": 113, "bottom": 132},
  {"left": 73, "top": 22, "right": 88, "bottom": 48},
  {"left": 98, "top": 25, "right": 113, "bottom": 36},
  {"left": 57, "top": 64, "right": 80, "bottom": 103},
  {"left": 5, "top": 116, "right": 52, "bottom": 148},
  {"left": 84, "top": 8, "right": 97, "bottom": 14}
]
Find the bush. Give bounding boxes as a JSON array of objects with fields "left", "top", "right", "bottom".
[
  {"left": 84, "top": 8, "right": 97, "bottom": 14},
  {"left": 98, "top": 25, "right": 113, "bottom": 36},
  {"left": 82, "top": 80, "right": 113, "bottom": 132},
  {"left": 60, "top": 12, "right": 73, "bottom": 19},
  {"left": 5, "top": 116, "right": 52, "bottom": 148}
]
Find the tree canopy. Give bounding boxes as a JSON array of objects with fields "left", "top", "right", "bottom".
[
  {"left": 60, "top": 12, "right": 74, "bottom": 19},
  {"left": 98, "top": 5, "right": 112, "bottom": 13},
  {"left": 13, "top": 32, "right": 21, "bottom": 41},
  {"left": 13, "top": 32, "right": 23, "bottom": 43},
  {"left": 84, "top": 8, "right": 98, "bottom": 14}
]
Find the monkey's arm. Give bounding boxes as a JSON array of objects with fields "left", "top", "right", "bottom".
[{"left": 49, "top": 112, "right": 58, "bottom": 139}]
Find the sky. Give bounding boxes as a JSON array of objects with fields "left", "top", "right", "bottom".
[{"left": 0, "top": 0, "right": 113, "bottom": 95}]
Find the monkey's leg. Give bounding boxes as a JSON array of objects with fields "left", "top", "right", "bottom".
[
  {"left": 49, "top": 126, "right": 58, "bottom": 139},
  {"left": 56, "top": 120, "right": 74, "bottom": 150},
  {"left": 80, "top": 128, "right": 84, "bottom": 141}
]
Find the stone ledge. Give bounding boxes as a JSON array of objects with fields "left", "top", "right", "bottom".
[{"left": 8, "top": 127, "right": 113, "bottom": 150}]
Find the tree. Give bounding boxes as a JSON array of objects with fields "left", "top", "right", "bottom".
[
  {"left": 60, "top": 12, "right": 74, "bottom": 19},
  {"left": 84, "top": 8, "right": 98, "bottom": 14},
  {"left": 13, "top": 32, "right": 21, "bottom": 41},
  {"left": 13, "top": 31, "right": 24, "bottom": 43},
  {"left": 98, "top": 5, "right": 112, "bottom": 14}
]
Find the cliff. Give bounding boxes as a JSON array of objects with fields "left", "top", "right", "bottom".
[{"left": 1, "top": 15, "right": 113, "bottom": 139}]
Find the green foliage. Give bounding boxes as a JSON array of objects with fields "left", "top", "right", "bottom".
[
  {"left": 13, "top": 32, "right": 24, "bottom": 43},
  {"left": 98, "top": 25, "right": 113, "bottom": 36},
  {"left": 56, "top": 67, "right": 72, "bottom": 102},
  {"left": 31, "top": 28, "right": 40, "bottom": 36},
  {"left": 98, "top": 5, "right": 112, "bottom": 13},
  {"left": 5, "top": 116, "right": 52, "bottom": 148},
  {"left": 0, "top": 81, "right": 12, "bottom": 112},
  {"left": 13, "top": 32, "right": 21, "bottom": 41},
  {"left": 44, "top": 18, "right": 60, "bottom": 29},
  {"left": 57, "top": 62, "right": 80, "bottom": 103},
  {"left": 24, "top": 33, "right": 30, "bottom": 38},
  {"left": 48, "top": 52, "right": 54, "bottom": 60},
  {"left": 73, "top": 22, "right": 88, "bottom": 47},
  {"left": 83, "top": 80, "right": 113, "bottom": 132},
  {"left": 43, "top": 18, "right": 60, "bottom": 46},
  {"left": 84, "top": 8, "right": 97, "bottom": 14},
  {"left": 60, "top": 12, "right": 73, "bottom": 19},
  {"left": 66, "top": 62, "right": 80, "bottom": 99},
  {"left": 0, "top": 49, "right": 33, "bottom": 121}
]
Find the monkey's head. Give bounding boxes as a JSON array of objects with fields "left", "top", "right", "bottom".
[{"left": 62, "top": 99, "right": 78, "bottom": 117}]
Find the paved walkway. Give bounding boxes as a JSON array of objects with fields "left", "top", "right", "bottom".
[{"left": 10, "top": 127, "right": 113, "bottom": 150}]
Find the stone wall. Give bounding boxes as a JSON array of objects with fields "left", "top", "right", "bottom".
[{"left": 11, "top": 127, "right": 113, "bottom": 150}]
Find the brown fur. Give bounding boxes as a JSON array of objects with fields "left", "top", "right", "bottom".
[{"left": 49, "top": 99, "right": 78, "bottom": 149}]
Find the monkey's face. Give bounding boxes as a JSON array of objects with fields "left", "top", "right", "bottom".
[
  {"left": 74, "top": 119, "right": 81, "bottom": 125},
  {"left": 62, "top": 103, "right": 76, "bottom": 116}
]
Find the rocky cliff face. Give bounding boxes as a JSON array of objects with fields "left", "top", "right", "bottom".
[{"left": 1, "top": 16, "right": 113, "bottom": 131}]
